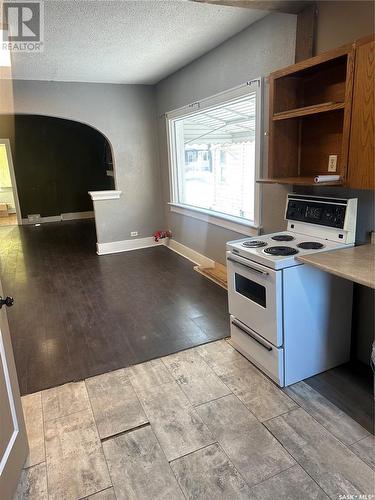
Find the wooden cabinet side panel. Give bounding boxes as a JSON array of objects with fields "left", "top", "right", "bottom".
[
  {"left": 267, "top": 76, "right": 276, "bottom": 178},
  {"left": 348, "top": 40, "right": 375, "bottom": 189},
  {"left": 268, "top": 76, "right": 300, "bottom": 179}
]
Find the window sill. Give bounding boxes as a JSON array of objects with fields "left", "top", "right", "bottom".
[{"left": 169, "top": 203, "right": 260, "bottom": 236}]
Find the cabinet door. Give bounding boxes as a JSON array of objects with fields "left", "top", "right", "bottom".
[{"left": 347, "top": 37, "right": 375, "bottom": 189}]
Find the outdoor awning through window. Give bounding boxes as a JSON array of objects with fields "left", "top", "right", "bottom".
[{"left": 180, "top": 94, "right": 256, "bottom": 145}]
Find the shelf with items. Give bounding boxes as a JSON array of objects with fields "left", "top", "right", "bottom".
[
  {"left": 268, "top": 108, "right": 348, "bottom": 184},
  {"left": 257, "top": 176, "right": 343, "bottom": 186}
]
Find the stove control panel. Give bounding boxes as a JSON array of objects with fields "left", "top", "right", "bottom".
[
  {"left": 286, "top": 199, "right": 346, "bottom": 229},
  {"left": 285, "top": 194, "right": 357, "bottom": 244}
]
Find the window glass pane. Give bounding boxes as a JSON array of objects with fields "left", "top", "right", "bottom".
[
  {"left": 172, "top": 93, "right": 257, "bottom": 222},
  {"left": 235, "top": 273, "right": 266, "bottom": 308}
]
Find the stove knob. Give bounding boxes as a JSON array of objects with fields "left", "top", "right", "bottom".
[{"left": 325, "top": 210, "right": 333, "bottom": 220}]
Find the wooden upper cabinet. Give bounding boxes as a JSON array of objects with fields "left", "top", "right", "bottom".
[
  {"left": 347, "top": 36, "right": 375, "bottom": 190},
  {"left": 260, "top": 44, "right": 355, "bottom": 186},
  {"left": 259, "top": 37, "right": 375, "bottom": 189}
]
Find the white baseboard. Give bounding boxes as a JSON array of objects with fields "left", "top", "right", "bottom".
[
  {"left": 164, "top": 239, "right": 215, "bottom": 268},
  {"left": 22, "top": 211, "right": 95, "bottom": 225},
  {"left": 22, "top": 215, "right": 61, "bottom": 225},
  {"left": 61, "top": 211, "right": 94, "bottom": 220},
  {"left": 96, "top": 236, "right": 215, "bottom": 269},
  {"left": 97, "top": 236, "right": 163, "bottom": 255}
]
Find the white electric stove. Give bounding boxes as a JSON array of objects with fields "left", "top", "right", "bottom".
[{"left": 226, "top": 194, "right": 358, "bottom": 387}]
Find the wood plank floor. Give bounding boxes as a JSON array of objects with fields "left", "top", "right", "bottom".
[
  {"left": 0, "top": 213, "right": 18, "bottom": 226},
  {"left": 0, "top": 220, "right": 229, "bottom": 395}
]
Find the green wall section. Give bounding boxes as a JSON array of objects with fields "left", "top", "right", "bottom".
[{"left": 0, "top": 115, "right": 113, "bottom": 218}]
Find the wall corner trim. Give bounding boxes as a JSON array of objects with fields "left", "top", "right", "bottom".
[
  {"left": 164, "top": 239, "right": 215, "bottom": 268},
  {"left": 89, "top": 190, "right": 122, "bottom": 201},
  {"left": 96, "top": 236, "right": 163, "bottom": 255}
]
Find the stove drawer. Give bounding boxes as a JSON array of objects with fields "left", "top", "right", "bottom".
[{"left": 230, "top": 316, "right": 284, "bottom": 387}]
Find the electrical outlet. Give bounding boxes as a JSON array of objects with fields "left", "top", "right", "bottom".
[
  {"left": 27, "top": 214, "right": 40, "bottom": 221},
  {"left": 130, "top": 231, "right": 138, "bottom": 237},
  {"left": 328, "top": 155, "right": 337, "bottom": 172}
]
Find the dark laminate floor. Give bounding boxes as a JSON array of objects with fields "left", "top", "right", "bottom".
[
  {"left": 306, "top": 361, "right": 374, "bottom": 434},
  {"left": 0, "top": 220, "right": 229, "bottom": 395}
]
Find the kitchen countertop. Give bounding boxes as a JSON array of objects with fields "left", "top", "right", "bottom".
[{"left": 297, "top": 244, "right": 375, "bottom": 289}]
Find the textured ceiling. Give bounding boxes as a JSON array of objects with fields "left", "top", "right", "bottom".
[{"left": 10, "top": 0, "right": 267, "bottom": 84}]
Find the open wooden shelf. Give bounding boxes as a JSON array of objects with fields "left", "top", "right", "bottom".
[
  {"left": 258, "top": 43, "right": 355, "bottom": 186},
  {"left": 257, "top": 176, "right": 343, "bottom": 186},
  {"left": 258, "top": 36, "right": 373, "bottom": 189},
  {"left": 272, "top": 102, "right": 345, "bottom": 121}
]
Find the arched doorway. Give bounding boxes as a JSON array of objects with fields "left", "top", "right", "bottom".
[{"left": 0, "top": 114, "right": 114, "bottom": 225}]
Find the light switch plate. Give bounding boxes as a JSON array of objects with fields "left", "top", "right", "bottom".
[{"left": 328, "top": 155, "right": 338, "bottom": 172}]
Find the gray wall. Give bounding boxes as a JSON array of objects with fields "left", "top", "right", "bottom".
[
  {"left": 315, "top": 1, "right": 374, "bottom": 54},
  {"left": 156, "top": 12, "right": 297, "bottom": 265},
  {"left": 5, "top": 81, "right": 164, "bottom": 243}
]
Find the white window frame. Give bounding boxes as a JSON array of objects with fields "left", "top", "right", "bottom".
[{"left": 166, "top": 79, "right": 262, "bottom": 236}]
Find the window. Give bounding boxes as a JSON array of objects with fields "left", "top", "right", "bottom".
[{"left": 166, "top": 80, "right": 262, "bottom": 231}]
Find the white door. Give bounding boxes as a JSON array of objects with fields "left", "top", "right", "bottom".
[{"left": 0, "top": 279, "right": 28, "bottom": 500}]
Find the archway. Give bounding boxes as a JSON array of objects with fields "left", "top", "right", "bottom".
[{"left": 0, "top": 114, "right": 114, "bottom": 223}]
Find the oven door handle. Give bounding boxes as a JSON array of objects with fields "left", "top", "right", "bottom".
[
  {"left": 227, "top": 256, "right": 269, "bottom": 276},
  {"left": 231, "top": 320, "right": 273, "bottom": 352}
]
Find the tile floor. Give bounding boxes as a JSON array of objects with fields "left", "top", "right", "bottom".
[{"left": 15, "top": 340, "right": 375, "bottom": 500}]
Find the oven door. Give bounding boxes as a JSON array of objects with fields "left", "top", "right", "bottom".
[{"left": 226, "top": 251, "right": 283, "bottom": 347}]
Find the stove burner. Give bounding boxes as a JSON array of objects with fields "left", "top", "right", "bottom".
[
  {"left": 264, "top": 246, "right": 299, "bottom": 256},
  {"left": 297, "top": 241, "right": 325, "bottom": 250},
  {"left": 271, "top": 234, "right": 295, "bottom": 242},
  {"left": 242, "top": 240, "right": 267, "bottom": 248}
]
